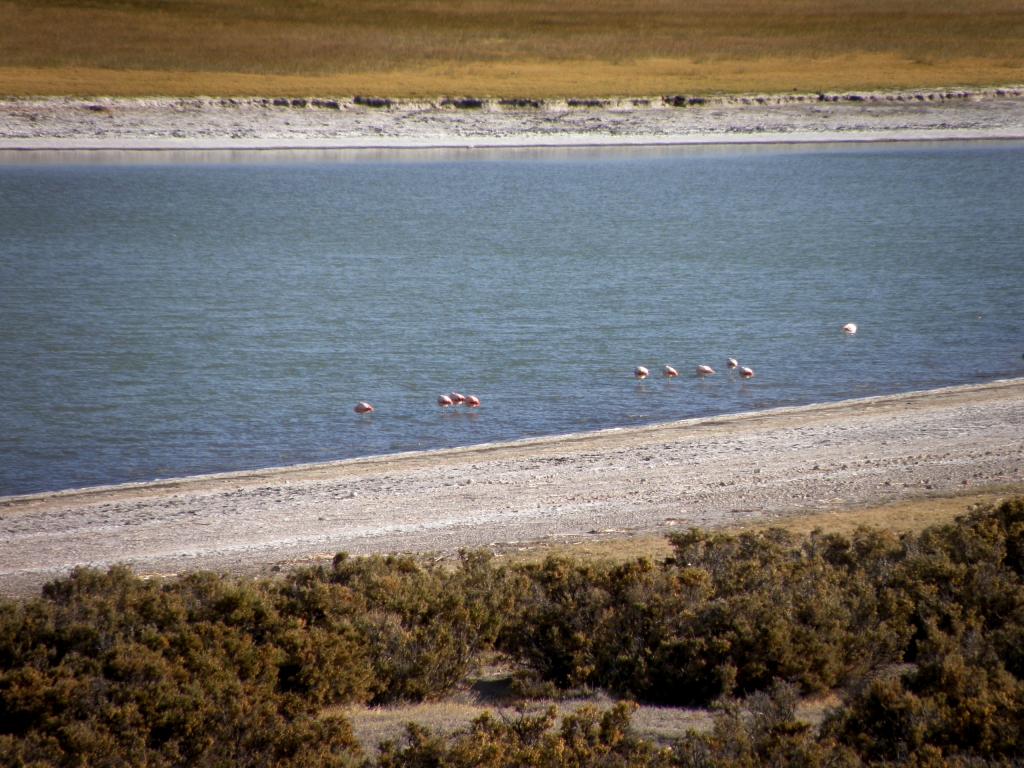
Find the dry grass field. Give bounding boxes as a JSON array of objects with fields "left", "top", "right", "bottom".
[{"left": 1, "top": 0, "right": 1023, "bottom": 97}]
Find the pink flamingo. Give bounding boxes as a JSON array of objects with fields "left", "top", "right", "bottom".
[
  {"left": 727, "top": 358, "right": 738, "bottom": 370},
  {"left": 696, "top": 364, "right": 715, "bottom": 377},
  {"left": 662, "top": 365, "right": 678, "bottom": 378},
  {"left": 634, "top": 366, "right": 649, "bottom": 379},
  {"left": 438, "top": 394, "right": 454, "bottom": 407},
  {"left": 842, "top": 323, "right": 858, "bottom": 335},
  {"left": 353, "top": 401, "right": 374, "bottom": 414},
  {"left": 465, "top": 395, "right": 481, "bottom": 407},
  {"left": 740, "top": 366, "right": 755, "bottom": 379},
  {"left": 450, "top": 392, "right": 466, "bottom": 405}
]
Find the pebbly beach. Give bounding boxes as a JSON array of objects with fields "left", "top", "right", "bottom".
[{"left": 1, "top": 379, "right": 1022, "bottom": 597}]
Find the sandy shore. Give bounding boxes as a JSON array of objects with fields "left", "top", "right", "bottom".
[
  {"left": 1, "top": 379, "right": 1022, "bottom": 597},
  {"left": 1, "top": 87, "right": 1023, "bottom": 151}
]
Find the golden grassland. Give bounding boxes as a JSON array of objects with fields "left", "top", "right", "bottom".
[{"left": 1, "top": 0, "right": 1023, "bottom": 97}]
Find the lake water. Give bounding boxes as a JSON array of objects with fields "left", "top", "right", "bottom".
[{"left": 1, "top": 142, "right": 1022, "bottom": 496}]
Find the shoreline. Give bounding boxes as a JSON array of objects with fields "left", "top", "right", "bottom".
[
  {"left": 1, "top": 378, "right": 1020, "bottom": 506},
  {"left": 2, "top": 379, "right": 1022, "bottom": 597},
  {"left": 2, "top": 87, "right": 1023, "bottom": 153},
  {"left": 4, "top": 132, "right": 1024, "bottom": 154}
]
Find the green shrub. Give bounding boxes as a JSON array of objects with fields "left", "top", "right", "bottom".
[
  {"left": 325, "top": 550, "right": 517, "bottom": 703},
  {"left": 0, "top": 567, "right": 363, "bottom": 767},
  {"left": 502, "top": 526, "right": 906, "bottom": 705},
  {"left": 825, "top": 627, "right": 1023, "bottom": 763},
  {"left": 499, "top": 556, "right": 612, "bottom": 689},
  {"left": 676, "top": 681, "right": 860, "bottom": 768}
]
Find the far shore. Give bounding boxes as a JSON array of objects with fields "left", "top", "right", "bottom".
[
  {"left": 1, "top": 87, "right": 1023, "bottom": 153},
  {"left": 2, "top": 379, "right": 1022, "bottom": 597}
]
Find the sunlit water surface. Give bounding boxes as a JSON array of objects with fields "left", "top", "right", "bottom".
[{"left": 1, "top": 142, "right": 1022, "bottom": 495}]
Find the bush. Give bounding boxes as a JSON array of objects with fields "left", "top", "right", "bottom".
[
  {"left": 676, "top": 681, "right": 860, "bottom": 768},
  {"left": 323, "top": 550, "right": 517, "bottom": 703},
  {"left": 3, "top": 498, "right": 1022, "bottom": 765},
  {"left": 374, "top": 702, "right": 673, "bottom": 768},
  {"left": 501, "top": 526, "right": 906, "bottom": 705},
  {"left": 0, "top": 567, "right": 363, "bottom": 766}
]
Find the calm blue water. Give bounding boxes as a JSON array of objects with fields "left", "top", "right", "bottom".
[{"left": 1, "top": 142, "right": 1022, "bottom": 496}]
